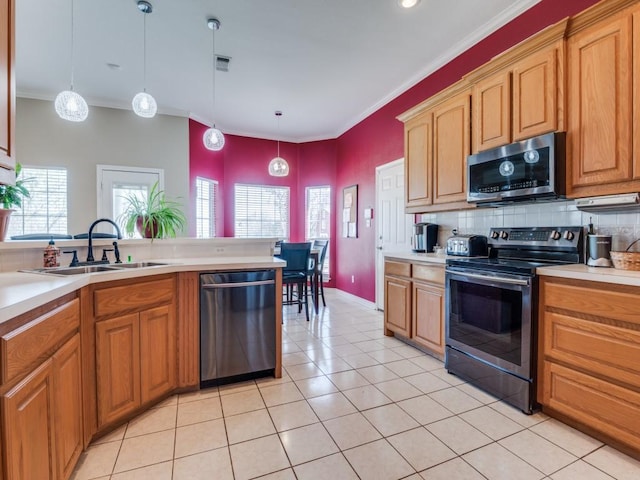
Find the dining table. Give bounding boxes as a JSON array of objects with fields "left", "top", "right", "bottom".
[{"left": 274, "top": 246, "right": 321, "bottom": 314}]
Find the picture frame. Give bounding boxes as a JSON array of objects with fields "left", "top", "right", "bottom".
[{"left": 342, "top": 184, "right": 358, "bottom": 238}]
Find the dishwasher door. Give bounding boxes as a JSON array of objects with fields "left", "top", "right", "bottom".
[{"left": 200, "top": 270, "right": 276, "bottom": 386}]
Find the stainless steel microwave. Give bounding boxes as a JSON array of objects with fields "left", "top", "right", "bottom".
[{"left": 467, "top": 132, "right": 565, "bottom": 204}]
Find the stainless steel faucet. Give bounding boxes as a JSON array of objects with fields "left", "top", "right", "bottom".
[{"left": 86, "top": 218, "right": 123, "bottom": 262}]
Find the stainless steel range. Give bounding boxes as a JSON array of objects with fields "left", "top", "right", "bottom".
[{"left": 445, "top": 226, "right": 584, "bottom": 413}]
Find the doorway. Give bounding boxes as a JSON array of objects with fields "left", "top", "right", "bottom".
[{"left": 375, "top": 159, "right": 414, "bottom": 310}]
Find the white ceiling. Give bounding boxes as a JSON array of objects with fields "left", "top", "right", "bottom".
[{"left": 15, "top": 0, "right": 541, "bottom": 143}]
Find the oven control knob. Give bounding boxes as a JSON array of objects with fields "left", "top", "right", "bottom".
[
  {"left": 500, "top": 231, "right": 508, "bottom": 240},
  {"left": 551, "top": 230, "right": 561, "bottom": 240},
  {"left": 490, "top": 231, "right": 499, "bottom": 239},
  {"left": 563, "top": 230, "right": 575, "bottom": 241}
]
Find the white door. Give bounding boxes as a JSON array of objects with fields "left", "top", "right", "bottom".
[
  {"left": 375, "top": 159, "right": 414, "bottom": 310},
  {"left": 97, "top": 165, "right": 164, "bottom": 236}
]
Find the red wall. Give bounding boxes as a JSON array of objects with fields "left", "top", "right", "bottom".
[{"left": 189, "top": 0, "right": 600, "bottom": 301}]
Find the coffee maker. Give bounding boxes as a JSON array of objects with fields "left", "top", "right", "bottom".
[{"left": 412, "top": 223, "right": 439, "bottom": 253}]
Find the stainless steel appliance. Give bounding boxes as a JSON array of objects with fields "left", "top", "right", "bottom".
[
  {"left": 200, "top": 270, "right": 276, "bottom": 387},
  {"left": 445, "top": 234, "right": 488, "bottom": 257},
  {"left": 467, "top": 132, "right": 565, "bottom": 205},
  {"left": 586, "top": 234, "right": 613, "bottom": 267},
  {"left": 445, "top": 226, "right": 584, "bottom": 413},
  {"left": 412, "top": 222, "right": 439, "bottom": 253}
]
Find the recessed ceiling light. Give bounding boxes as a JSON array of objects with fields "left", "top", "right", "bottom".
[{"left": 398, "top": 0, "right": 421, "bottom": 8}]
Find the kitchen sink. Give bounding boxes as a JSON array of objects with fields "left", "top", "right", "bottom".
[
  {"left": 24, "top": 265, "right": 121, "bottom": 275},
  {"left": 21, "top": 262, "right": 170, "bottom": 276},
  {"left": 111, "top": 262, "right": 168, "bottom": 268}
]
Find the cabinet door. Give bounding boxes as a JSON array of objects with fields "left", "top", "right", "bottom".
[
  {"left": 404, "top": 112, "right": 432, "bottom": 210},
  {"left": 432, "top": 92, "right": 470, "bottom": 204},
  {"left": 568, "top": 13, "right": 633, "bottom": 189},
  {"left": 53, "top": 334, "right": 83, "bottom": 480},
  {"left": 384, "top": 275, "right": 411, "bottom": 337},
  {"left": 411, "top": 281, "right": 444, "bottom": 356},
  {"left": 472, "top": 71, "right": 511, "bottom": 152},
  {"left": 95, "top": 313, "right": 140, "bottom": 428},
  {"left": 2, "top": 360, "right": 56, "bottom": 480},
  {"left": 0, "top": 0, "right": 15, "bottom": 174},
  {"left": 512, "top": 47, "right": 557, "bottom": 141},
  {"left": 140, "top": 305, "right": 176, "bottom": 404}
]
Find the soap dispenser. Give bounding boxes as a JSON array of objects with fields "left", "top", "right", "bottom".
[{"left": 43, "top": 237, "right": 60, "bottom": 268}]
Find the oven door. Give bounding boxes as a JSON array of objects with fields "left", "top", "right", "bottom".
[{"left": 445, "top": 267, "right": 534, "bottom": 379}]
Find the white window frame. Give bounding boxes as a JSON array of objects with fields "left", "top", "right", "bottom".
[
  {"left": 234, "top": 184, "right": 290, "bottom": 239},
  {"left": 7, "top": 166, "right": 68, "bottom": 237},
  {"left": 305, "top": 185, "right": 331, "bottom": 277},
  {"left": 196, "top": 177, "right": 218, "bottom": 238}
]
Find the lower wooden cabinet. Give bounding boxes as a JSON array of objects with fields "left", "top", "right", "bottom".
[
  {"left": 92, "top": 277, "right": 177, "bottom": 430},
  {"left": 384, "top": 259, "right": 445, "bottom": 358},
  {"left": 538, "top": 276, "right": 640, "bottom": 455},
  {"left": 2, "top": 333, "right": 82, "bottom": 480}
]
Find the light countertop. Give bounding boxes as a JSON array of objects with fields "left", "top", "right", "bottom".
[
  {"left": 384, "top": 251, "right": 447, "bottom": 265},
  {"left": 536, "top": 263, "right": 640, "bottom": 287},
  {"left": 1, "top": 256, "right": 285, "bottom": 323}
]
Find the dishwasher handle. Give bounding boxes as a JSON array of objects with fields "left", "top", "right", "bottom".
[{"left": 201, "top": 279, "right": 275, "bottom": 289}]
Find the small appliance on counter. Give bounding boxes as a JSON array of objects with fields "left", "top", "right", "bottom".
[
  {"left": 446, "top": 232, "right": 488, "bottom": 257},
  {"left": 412, "top": 222, "right": 439, "bottom": 253},
  {"left": 587, "top": 234, "right": 613, "bottom": 267}
]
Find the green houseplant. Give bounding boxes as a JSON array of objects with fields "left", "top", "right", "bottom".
[
  {"left": 119, "top": 181, "right": 187, "bottom": 239},
  {"left": 0, "top": 163, "right": 31, "bottom": 241}
]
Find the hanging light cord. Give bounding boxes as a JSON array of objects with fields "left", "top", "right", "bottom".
[
  {"left": 143, "top": 10, "right": 147, "bottom": 92},
  {"left": 277, "top": 114, "right": 281, "bottom": 157},
  {"left": 211, "top": 23, "right": 217, "bottom": 127},
  {"left": 70, "top": 0, "right": 76, "bottom": 91}
]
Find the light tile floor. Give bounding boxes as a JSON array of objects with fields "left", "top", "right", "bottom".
[{"left": 72, "top": 288, "right": 640, "bottom": 480}]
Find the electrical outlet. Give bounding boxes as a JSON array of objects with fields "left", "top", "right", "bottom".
[{"left": 351, "top": 275, "right": 355, "bottom": 283}]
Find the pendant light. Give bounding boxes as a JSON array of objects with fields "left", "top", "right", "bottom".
[
  {"left": 55, "top": 0, "right": 89, "bottom": 122},
  {"left": 268, "top": 111, "right": 289, "bottom": 177},
  {"left": 203, "top": 18, "right": 225, "bottom": 151},
  {"left": 132, "top": 1, "right": 157, "bottom": 118}
]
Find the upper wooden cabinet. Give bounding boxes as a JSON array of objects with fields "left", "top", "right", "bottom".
[
  {"left": 399, "top": 84, "right": 472, "bottom": 213},
  {"left": 0, "top": 0, "right": 16, "bottom": 184},
  {"left": 566, "top": 3, "right": 640, "bottom": 197},
  {"left": 470, "top": 21, "right": 565, "bottom": 153}
]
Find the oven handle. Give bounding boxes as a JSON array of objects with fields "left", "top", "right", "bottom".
[{"left": 453, "top": 271, "right": 530, "bottom": 286}]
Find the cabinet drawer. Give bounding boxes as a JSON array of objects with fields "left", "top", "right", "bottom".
[
  {"left": 385, "top": 261, "right": 411, "bottom": 277},
  {"left": 94, "top": 277, "right": 175, "bottom": 318},
  {"left": 542, "top": 361, "right": 640, "bottom": 450},
  {"left": 412, "top": 264, "right": 444, "bottom": 284},
  {"left": 542, "top": 280, "right": 640, "bottom": 326},
  {"left": 1, "top": 299, "right": 79, "bottom": 385},
  {"left": 543, "top": 311, "right": 640, "bottom": 390}
]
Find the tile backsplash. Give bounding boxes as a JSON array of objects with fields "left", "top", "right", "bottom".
[{"left": 420, "top": 200, "right": 640, "bottom": 252}]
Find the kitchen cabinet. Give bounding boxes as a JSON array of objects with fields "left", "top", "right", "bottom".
[
  {"left": 470, "top": 21, "right": 565, "bottom": 153},
  {"left": 90, "top": 275, "right": 176, "bottom": 431},
  {"left": 0, "top": 296, "right": 82, "bottom": 480},
  {"left": 399, "top": 83, "right": 472, "bottom": 213},
  {"left": 0, "top": 0, "right": 15, "bottom": 184},
  {"left": 384, "top": 259, "right": 445, "bottom": 358},
  {"left": 566, "top": 3, "right": 639, "bottom": 197},
  {"left": 538, "top": 276, "right": 640, "bottom": 456}
]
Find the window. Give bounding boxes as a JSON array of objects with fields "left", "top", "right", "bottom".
[
  {"left": 306, "top": 186, "right": 331, "bottom": 277},
  {"left": 234, "top": 184, "right": 289, "bottom": 238},
  {"left": 8, "top": 167, "right": 68, "bottom": 237},
  {"left": 196, "top": 177, "right": 217, "bottom": 238}
]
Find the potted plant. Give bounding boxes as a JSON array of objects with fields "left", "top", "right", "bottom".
[
  {"left": 119, "top": 181, "right": 187, "bottom": 239},
  {"left": 0, "top": 163, "right": 31, "bottom": 241}
]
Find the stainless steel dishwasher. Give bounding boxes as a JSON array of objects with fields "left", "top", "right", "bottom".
[{"left": 200, "top": 270, "right": 276, "bottom": 387}]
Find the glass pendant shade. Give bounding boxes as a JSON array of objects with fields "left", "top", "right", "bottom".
[
  {"left": 203, "top": 127, "right": 225, "bottom": 151},
  {"left": 132, "top": 91, "right": 157, "bottom": 118},
  {"left": 268, "top": 156, "right": 289, "bottom": 177},
  {"left": 54, "top": 90, "right": 89, "bottom": 122}
]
